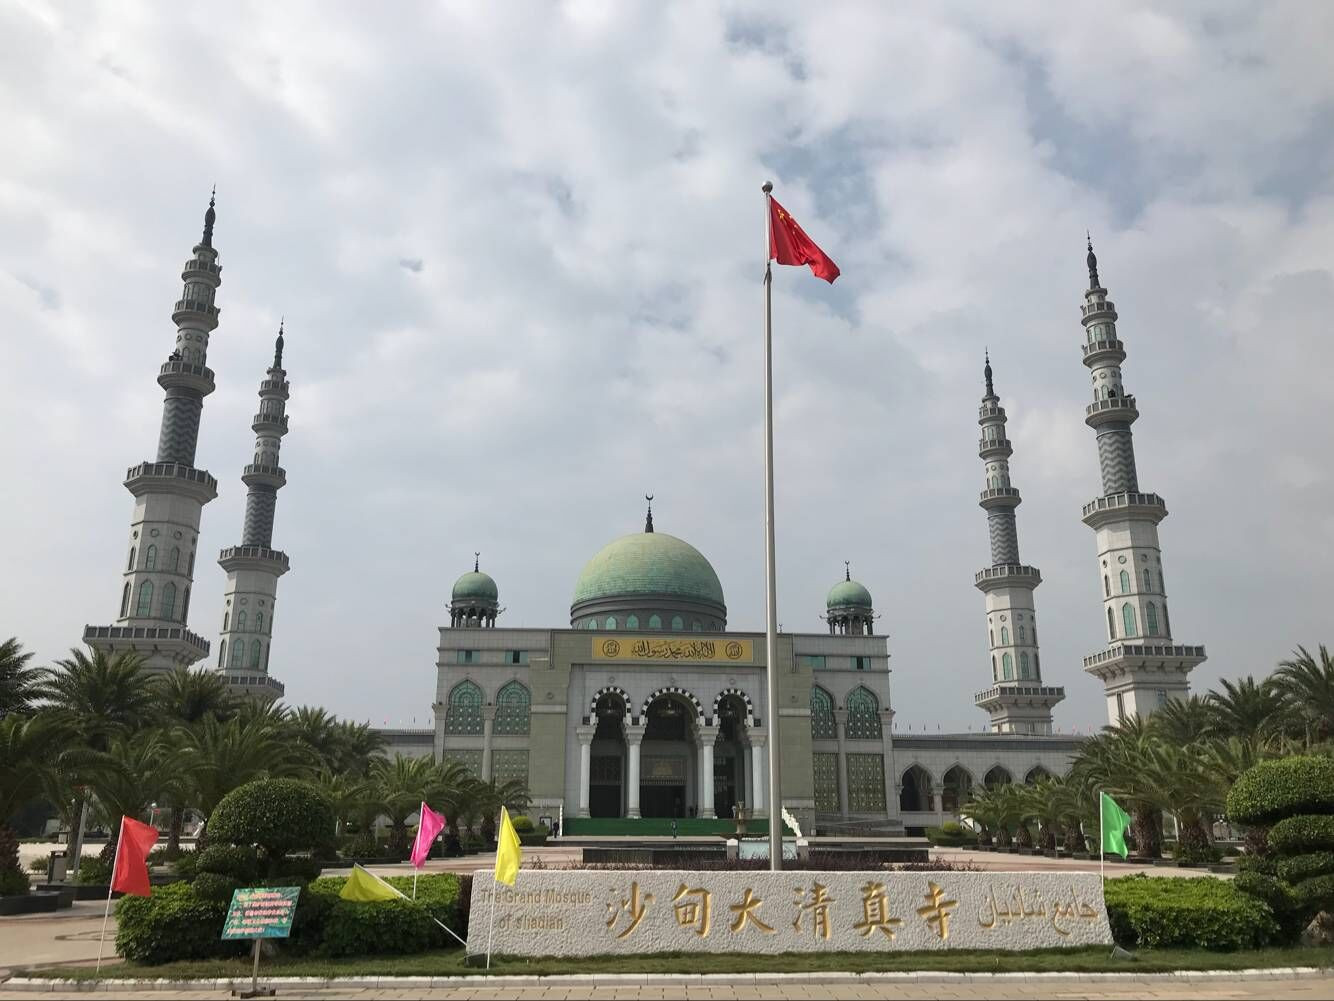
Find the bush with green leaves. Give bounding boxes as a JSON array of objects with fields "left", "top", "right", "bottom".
[
  {"left": 190, "top": 871, "right": 240, "bottom": 903},
  {"left": 1104, "top": 875, "right": 1279, "bottom": 951},
  {"left": 207, "top": 779, "right": 335, "bottom": 872},
  {"left": 115, "top": 883, "right": 245, "bottom": 964},
  {"left": 509, "top": 815, "right": 534, "bottom": 833},
  {"left": 926, "top": 822, "right": 970, "bottom": 847},
  {"left": 1227, "top": 756, "right": 1334, "bottom": 826},
  {"left": 1269, "top": 814, "right": 1334, "bottom": 854},
  {"left": 0, "top": 868, "right": 30, "bottom": 896},
  {"left": 195, "top": 844, "right": 258, "bottom": 883},
  {"left": 305, "top": 873, "right": 464, "bottom": 957},
  {"left": 74, "top": 855, "right": 112, "bottom": 885}
]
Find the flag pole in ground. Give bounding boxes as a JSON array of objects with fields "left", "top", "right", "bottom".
[
  {"left": 761, "top": 180, "right": 783, "bottom": 873},
  {"left": 343, "top": 864, "right": 468, "bottom": 947},
  {"left": 1099, "top": 791, "right": 1105, "bottom": 882},
  {"left": 94, "top": 819, "right": 125, "bottom": 974}
]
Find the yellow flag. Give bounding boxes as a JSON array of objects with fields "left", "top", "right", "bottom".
[
  {"left": 340, "top": 864, "right": 404, "bottom": 902},
  {"left": 494, "top": 807, "right": 522, "bottom": 887}
]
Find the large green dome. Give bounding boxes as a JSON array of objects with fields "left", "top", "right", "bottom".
[
  {"left": 827, "top": 578, "right": 873, "bottom": 609},
  {"left": 572, "top": 532, "right": 724, "bottom": 608},
  {"left": 452, "top": 570, "right": 498, "bottom": 602}
]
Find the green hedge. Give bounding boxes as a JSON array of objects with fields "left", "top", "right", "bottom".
[
  {"left": 116, "top": 883, "right": 245, "bottom": 964},
  {"left": 1227, "top": 756, "right": 1334, "bottom": 826},
  {"left": 1104, "top": 875, "right": 1279, "bottom": 951},
  {"left": 208, "top": 779, "right": 335, "bottom": 866},
  {"left": 926, "top": 822, "right": 971, "bottom": 847},
  {"left": 1277, "top": 851, "right": 1334, "bottom": 885},
  {"left": 305, "top": 873, "right": 464, "bottom": 957},
  {"left": 196, "top": 845, "right": 258, "bottom": 882},
  {"left": 1293, "top": 873, "right": 1334, "bottom": 911},
  {"left": 1269, "top": 814, "right": 1334, "bottom": 854}
]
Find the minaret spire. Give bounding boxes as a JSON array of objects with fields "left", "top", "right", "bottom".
[
  {"left": 1086, "top": 232, "right": 1099, "bottom": 290},
  {"left": 973, "top": 356, "right": 1064, "bottom": 733},
  {"left": 202, "top": 187, "right": 216, "bottom": 248},
  {"left": 217, "top": 324, "right": 292, "bottom": 700},
  {"left": 644, "top": 494, "right": 654, "bottom": 533},
  {"left": 474, "top": 552, "right": 480, "bottom": 572},
  {"left": 844, "top": 560, "right": 851, "bottom": 581},
  {"left": 1076, "top": 244, "right": 1205, "bottom": 724}
]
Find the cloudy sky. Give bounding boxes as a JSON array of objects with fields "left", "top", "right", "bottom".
[{"left": 2, "top": 1, "right": 1332, "bottom": 733}]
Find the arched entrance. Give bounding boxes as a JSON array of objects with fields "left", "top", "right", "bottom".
[
  {"left": 589, "top": 692, "right": 626, "bottom": 818},
  {"left": 942, "top": 765, "right": 974, "bottom": 814},
  {"left": 713, "top": 693, "right": 749, "bottom": 818},
  {"left": 899, "top": 764, "right": 932, "bottom": 812},
  {"left": 640, "top": 693, "right": 698, "bottom": 818}
]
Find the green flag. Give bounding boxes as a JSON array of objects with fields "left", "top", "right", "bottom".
[{"left": 1100, "top": 791, "right": 1132, "bottom": 858}]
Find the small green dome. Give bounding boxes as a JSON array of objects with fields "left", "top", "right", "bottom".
[
  {"left": 827, "top": 578, "right": 873, "bottom": 609},
  {"left": 452, "top": 570, "right": 498, "bottom": 603},
  {"left": 573, "top": 532, "right": 724, "bottom": 608}
]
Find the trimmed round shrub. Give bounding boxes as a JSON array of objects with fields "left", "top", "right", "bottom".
[
  {"left": 510, "top": 815, "right": 535, "bottom": 833},
  {"left": 191, "top": 871, "right": 240, "bottom": 903},
  {"left": 1234, "top": 870, "right": 1295, "bottom": 912},
  {"left": 1228, "top": 756, "right": 1334, "bottom": 826},
  {"left": 208, "top": 779, "right": 335, "bottom": 865},
  {"left": 1294, "top": 873, "right": 1334, "bottom": 910},
  {"left": 196, "top": 845, "right": 258, "bottom": 882},
  {"left": 1236, "top": 853, "right": 1278, "bottom": 876},
  {"left": 1269, "top": 814, "right": 1334, "bottom": 854},
  {"left": 115, "top": 882, "right": 245, "bottom": 964},
  {"left": 1103, "top": 875, "right": 1279, "bottom": 951},
  {"left": 1278, "top": 851, "right": 1334, "bottom": 885}
]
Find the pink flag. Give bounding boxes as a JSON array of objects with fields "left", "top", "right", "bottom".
[{"left": 410, "top": 802, "right": 447, "bottom": 869}]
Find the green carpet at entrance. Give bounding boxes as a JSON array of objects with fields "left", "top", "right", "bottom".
[{"left": 563, "top": 817, "right": 795, "bottom": 837}]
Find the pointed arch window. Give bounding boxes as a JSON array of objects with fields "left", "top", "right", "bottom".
[
  {"left": 1162, "top": 603, "right": 1171, "bottom": 636},
  {"left": 605, "top": 616, "right": 617, "bottom": 629},
  {"left": 494, "top": 681, "right": 531, "bottom": 735},
  {"left": 135, "top": 580, "right": 154, "bottom": 616},
  {"left": 145, "top": 544, "right": 157, "bottom": 571},
  {"left": 160, "top": 582, "right": 177, "bottom": 621},
  {"left": 846, "top": 686, "right": 882, "bottom": 739},
  {"left": 991, "top": 656, "right": 997, "bottom": 681},
  {"left": 236, "top": 610, "right": 247, "bottom": 632},
  {"left": 626, "top": 615, "right": 639, "bottom": 629},
  {"left": 256, "top": 612, "right": 264, "bottom": 635},
  {"left": 1034, "top": 653, "right": 1041, "bottom": 678},
  {"left": 445, "top": 680, "right": 484, "bottom": 735},
  {"left": 223, "top": 612, "right": 229, "bottom": 631},
  {"left": 1019, "top": 652, "right": 1030, "bottom": 678},
  {"left": 120, "top": 582, "right": 130, "bottom": 618},
  {"left": 218, "top": 639, "right": 226, "bottom": 668},
  {"left": 127, "top": 547, "right": 136, "bottom": 572},
  {"left": 671, "top": 615, "right": 684, "bottom": 631},
  {"left": 1002, "top": 652, "right": 1013, "bottom": 680},
  {"left": 810, "top": 687, "right": 836, "bottom": 739},
  {"left": 1018, "top": 625, "right": 1026, "bottom": 643},
  {"left": 1119, "top": 570, "right": 1130, "bottom": 594},
  {"left": 170, "top": 546, "right": 181, "bottom": 572},
  {"left": 230, "top": 640, "right": 244, "bottom": 667},
  {"left": 250, "top": 639, "right": 262, "bottom": 667},
  {"left": 1122, "top": 603, "right": 1137, "bottom": 638},
  {"left": 1032, "top": 621, "right": 1037, "bottom": 644},
  {"left": 1107, "top": 606, "right": 1116, "bottom": 640},
  {"left": 1104, "top": 574, "right": 1110, "bottom": 597},
  {"left": 1146, "top": 602, "right": 1159, "bottom": 636},
  {"left": 182, "top": 587, "right": 190, "bottom": 621},
  {"left": 585, "top": 619, "right": 597, "bottom": 629},
  {"left": 648, "top": 614, "right": 662, "bottom": 629},
  {"left": 1143, "top": 568, "right": 1152, "bottom": 592},
  {"left": 188, "top": 551, "right": 195, "bottom": 575},
  {"left": 1000, "top": 626, "right": 1009, "bottom": 645}
]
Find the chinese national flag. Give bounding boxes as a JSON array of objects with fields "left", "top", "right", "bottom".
[
  {"left": 110, "top": 816, "right": 159, "bottom": 897},
  {"left": 768, "top": 196, "right": 840, "bottom": 283}
]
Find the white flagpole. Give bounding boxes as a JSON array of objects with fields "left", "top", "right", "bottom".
[
  {"left": 761, "top": 180, "right": 783, "bottom": 873},
  {"left": 95, "top": 817, "right": 124, "bottom": 974},
  {"left": 363, "top": 864, "right": 467, "bottom": 948},
  {"left": 1099, "top": 793, "right": 1105, "bottom": 882}
]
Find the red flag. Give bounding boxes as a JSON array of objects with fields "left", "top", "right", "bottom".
[
  {"left": 110, "top": 816, "right": 159, "bottom": 897},
  {"left": 767, "top": 196, "right": 840, "bottom": 283}
]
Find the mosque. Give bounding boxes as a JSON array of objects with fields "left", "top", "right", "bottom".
[{"left": 80, "top": 198, "right": 1208, "bottom": 835}]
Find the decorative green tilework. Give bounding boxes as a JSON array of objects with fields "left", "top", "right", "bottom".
[
  {"left": 492, "top": 750, "right": 529, "bottom": 787},
  {"left": 810, "top": 687, "right": 836, "bottom": 740},
  {"left": 443, "top": 749, "right": 482, "bottom": 776},
  {"left": 847, "top": 753, "right": 886, "bottom": 812},
  {"left": 494, "top": 681, "right": 530, "bottom": 735},
  {"left": 845, "top": 686, "right": 882, "bottom": 739},
  {"left": 445, "top": 680, "right": 483, "bottom": 735},
  {"left": 813, "top": 753, "right": 839, "bottom": 813}
]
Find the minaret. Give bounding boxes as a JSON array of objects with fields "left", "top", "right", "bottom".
[
  {"left": 83, "top": 195, "right": 222, "bottom": 671},
  {"left": 1078, "top": 239, "right": 1205, "bottom": 723},
  {"left": 972, "top": 354, "right": 1064, "bottom": 734},
  {"left": 216, "top": 324, "right": 291, "bottom": 700}
]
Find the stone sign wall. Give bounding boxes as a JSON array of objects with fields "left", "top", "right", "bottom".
[{"left": 466, "top": 870, "right": 1112, "bottom": 957}]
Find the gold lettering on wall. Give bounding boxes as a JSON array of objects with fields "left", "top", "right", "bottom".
[{"left": 592, "top": 637, "right": 752, "bottom": 662}]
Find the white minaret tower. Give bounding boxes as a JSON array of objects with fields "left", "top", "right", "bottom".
[
  {"left": 216, "top": 324, "right": 291, "bottom": 701},
  {"left": 1078, "top": 239, "right": 1206, "bottom": 723},
  {"left": 84, "top": 194, "right": 223, "bottom": 671},
  {"left": 973, "top": 354, "right": 1064, "bottom": 734}
]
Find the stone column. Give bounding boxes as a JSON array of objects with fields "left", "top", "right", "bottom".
[
  {"left": 932, "top": 785, "right": 946, "bottom": 826},
  {"left": 749, "top": 731, "right": 767, "bottom": 814},
  {"left": 697, "top": 726, "right": 718, "bottom": 819},
  {"left": 576, "top": 725, "right": 595, "bottom": 818},
  {"left": 834, "top": 709, "right": 849, "bottom": 817},
  {"left": 481, "top": 705, "right": 497, "bottom": 781},
  {"left": 625, "top": 725, "right": 644, "bottom": 819}
]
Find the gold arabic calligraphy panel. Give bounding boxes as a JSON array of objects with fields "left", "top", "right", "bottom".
[{"left": 591, "top": 636, "right": 753, "bottom": 663}]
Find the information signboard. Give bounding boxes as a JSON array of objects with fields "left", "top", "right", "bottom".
[{"left": 221, "top": 886, "right": 301, "bottom": 941}]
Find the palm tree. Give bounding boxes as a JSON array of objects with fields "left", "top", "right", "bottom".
[
  {"left": 1071, "top": 718, "right": 1164, "bottom": 858},
  {"left": 286, "top": 707, "right": 343, "bottom": 772},
  {"left": 85, "top": 730, "right": 183, "bottom": 860},
  {"left": 1150, "top": 695, "right": 1214, "bottom": 745},
  {"left": 368, "top": 754, "right": 448, "bottom": 859},
  {"left": 1273, "top": 645, "right": 1334, "bottom": 746},
  {"left": 330, "top": 721, "right": 388, "bottom": 776},
  {"left": 960, "top": 785, "right": 1001, "bottom": 847},
  {"left": 175, "top": 714, "right": 305, "bottom": 841},
  {"left": 153, "top": 668, "right": 238, "bottom": 853},
  {"left": 39, "top": 648, "right": 157, "bottom": 750},
  {"left": 309, "top": 767, "right": 372, "bottom": 839},
  {"left": 0, "top": 638, "right": 39, "bottom": 719},
  {"left": 0, "top": 715, "right": 60, "bottom": 887},
  {"left": 1135, "top": 739, "right": 1223, "bottom": 860},
  {"left": 1205, "top": 675, "right": 1288, "bottom": 743}
]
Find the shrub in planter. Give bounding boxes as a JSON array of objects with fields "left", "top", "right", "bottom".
[
  {"left": 27, "top": 856, "right": 49, "bottom": 874},
  {"left": 1104, "top": 875, "right": 1279, "bottom": 951},
  {"left": 0, "top": 868, "right": 30, "bottom": 896},
  {"left": 208, "top": 779, "right": 335, "bottom": 873},
  {"left": 926, "top": 822, "right": 969, "bottom": 848},
  {"left": 74, "top": 855, "right": 112, "bottom": 885},
  {"left": 115, "top": 883, "right": 245, "bottom": 964}
]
